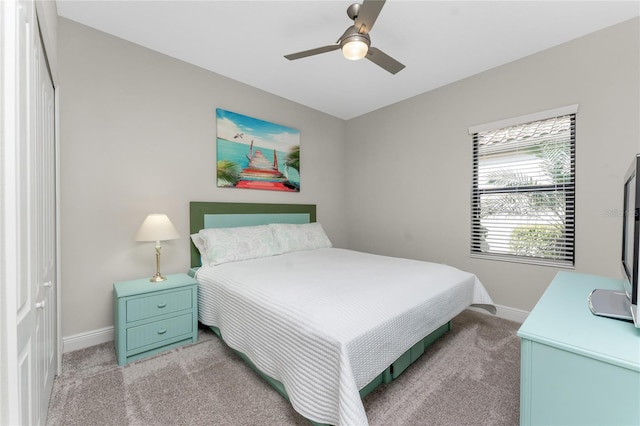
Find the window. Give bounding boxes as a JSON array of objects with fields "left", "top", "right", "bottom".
[{"left": 470, "top": 106, "right": 577, "bottom": 267}]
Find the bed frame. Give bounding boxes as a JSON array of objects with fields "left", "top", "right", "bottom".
[{"left": 189, "top": 201, "right": 451, "bottom": 425}]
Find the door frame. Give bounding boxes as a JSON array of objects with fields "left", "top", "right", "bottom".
[{"left": 0, "top": 1, "right": 21, "bottom": 424}]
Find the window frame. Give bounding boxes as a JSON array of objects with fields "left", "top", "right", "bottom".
[{"left": 469, "top": 105, "right": 578, "bottom": 267}]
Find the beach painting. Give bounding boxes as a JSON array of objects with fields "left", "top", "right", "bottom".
[{"left": 216, "top": 109, "right": 300, "bottom": 192}]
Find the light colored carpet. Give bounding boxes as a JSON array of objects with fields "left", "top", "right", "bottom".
[{"left": 46, "top": 309, "right": 520, "bottom": 426}]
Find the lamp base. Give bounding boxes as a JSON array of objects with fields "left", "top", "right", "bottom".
[
  {"left": 149, "top": 245, "right": 167, "bottom": 282},
  {"left": 149, "top": 273, "right": 167, "bottom": 282}
]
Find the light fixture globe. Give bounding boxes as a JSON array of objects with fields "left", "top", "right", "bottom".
[{"left": 340, "top": 30, "right": 370, "bottom": 61}]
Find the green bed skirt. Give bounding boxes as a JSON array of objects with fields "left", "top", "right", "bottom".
[{"left": 208, "top": 321, "right": 451, "bottom": 425}]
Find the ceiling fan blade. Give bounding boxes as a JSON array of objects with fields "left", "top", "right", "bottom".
[
  {"left": 355, "top": 0, "right": 386, "bottom": 34},
  {"left": 366, "top": 47, "right": 405, "bottom": 74},
  {"left": 284, "top": 44, "right": 340, "bottom": 61}
]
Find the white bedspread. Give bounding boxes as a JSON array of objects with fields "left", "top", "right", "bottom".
[{"left": 196, "top": 248, "right": 494, "bottom": 426}]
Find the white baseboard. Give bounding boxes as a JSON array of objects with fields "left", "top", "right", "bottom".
[
  {"left": 62, "top": 326, "right": 114, "bottom": 353},
  {"left": 470, "top": 304, "right": 529, "bottom": 323},
  {"left": 496, "top": 304, "right": 529, "bottom": 323},
  {"left": 62, "top": 304, "right": 529, "bottom": 353}
]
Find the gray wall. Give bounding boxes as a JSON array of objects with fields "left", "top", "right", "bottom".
[
  {"left": 35, "top": 1, "right": 59, "bottom": 81},
  {"left": 345, "top": 17, "right": 640, "bottom": 312},
  {"left": 58, "top": 19, "right": 348, "bottom": 336},
  {"left": 59, "top": 16, "right": 639, "bottom": 338}
]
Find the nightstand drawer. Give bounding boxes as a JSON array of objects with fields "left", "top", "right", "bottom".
[
  {"left": 127, "top": 313, "right": 193, "bottom": 351},
  {"left": 126, "top": 288, "right": 192, "bottom": 323}
]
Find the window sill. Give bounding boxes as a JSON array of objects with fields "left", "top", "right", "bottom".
[{"left": 470, "top": 252, "right": 574, "bottom": 269}]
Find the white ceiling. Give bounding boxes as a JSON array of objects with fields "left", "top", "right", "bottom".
[{"left": 56, "top": 0, "right": 640, "bottom": 120}]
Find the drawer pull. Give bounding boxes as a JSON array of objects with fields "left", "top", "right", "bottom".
[
  {"left": 157, "top": 328, "right": 167, "bottom": 335},
  {"left": 157, "top": 303, "right": 167, "bottom": 308}
]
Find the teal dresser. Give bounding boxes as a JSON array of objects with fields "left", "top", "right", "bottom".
[
  {"left": 113, "top": 273, "right": 198, "bottom": 366},
  {"left": 518, "top": 271, "right": 640, "bottom": 425}
]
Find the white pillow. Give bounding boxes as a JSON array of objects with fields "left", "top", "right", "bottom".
[
  {"left": 190, "top": 233, "right": 207, "bottom": 265},
  {"left": 269, "top": 222, "right": 332, "bottom": 253},
  {"left": 198, "top": 225, "right": 282, "bottom": 265}
]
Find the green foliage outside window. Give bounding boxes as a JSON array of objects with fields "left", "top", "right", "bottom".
[{"left": 510, "top": 224, "right": 564, "bottom": 257}]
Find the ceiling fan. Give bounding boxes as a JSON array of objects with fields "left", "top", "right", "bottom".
[{"left": 284, "top": 0, "right": 405, "bottom": 75}]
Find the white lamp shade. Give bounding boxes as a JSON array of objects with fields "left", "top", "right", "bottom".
[{"left": 135, "top": 214, "right": 180, "bottom": 242}]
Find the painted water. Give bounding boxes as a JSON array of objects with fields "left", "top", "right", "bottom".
[{"left": 217, "top": 138, "right": 300, "bottom": 188}]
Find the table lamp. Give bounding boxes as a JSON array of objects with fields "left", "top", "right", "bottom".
[{"left": 135, "top": 213, "right": 180, "bottom": 282}]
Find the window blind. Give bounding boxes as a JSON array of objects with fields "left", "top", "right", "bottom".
[{"left": 471, "top": 113, "right": 576, "bottom": 267}]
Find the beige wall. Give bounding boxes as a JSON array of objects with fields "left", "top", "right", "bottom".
[
  {"left": 59, "top": 15, "right": 639, "bottom": 337},
  {"left": 345, "top": 17, "right": 640, "bottom": 312},
  {"left": 58, "top": 18, "right": 348, "bottom": 336},
  {"left": 35, "top": 0, "right": 58, "bottom": 81}
]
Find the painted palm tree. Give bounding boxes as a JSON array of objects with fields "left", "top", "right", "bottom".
[
  {"left": 217, "top": 159, "right": 240, "bottom": 187},
  {"left": 285, "top": 146, "right": 300, "bottom": 172}
]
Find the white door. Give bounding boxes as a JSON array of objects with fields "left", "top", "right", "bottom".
[
  {"left": 14, "top": 1, "right": 37, "bottom": 423},
  {"left": 12, "top": 1, "right": 57, "bottom": 423},
  {"left": 33, "top": 10, "right": 57, "bottom": 420}
]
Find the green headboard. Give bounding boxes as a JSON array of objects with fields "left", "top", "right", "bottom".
[{"left": 189, "top": 202, "right": 317, "bottom": 268}]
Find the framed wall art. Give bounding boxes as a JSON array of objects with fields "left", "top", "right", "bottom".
[{"left": 216, "top": 109, "right": 300, "bottom": 192}]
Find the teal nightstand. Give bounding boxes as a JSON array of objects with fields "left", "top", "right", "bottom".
[{"left": 113, "top": 273, "right": 198, "bottom": 366}]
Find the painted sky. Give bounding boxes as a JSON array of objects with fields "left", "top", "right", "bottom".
[{"left": 216, "top": 109, "right": 300, "bottom": 152}]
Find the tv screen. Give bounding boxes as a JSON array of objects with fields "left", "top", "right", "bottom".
[
  {"left": 621, "top": 164, "right": 636, "bottom": 301},
  {"left": 621, "top": 154, "right": 640, "bottom": 327},
  {"left": 589, "top": 154, "right": 639, "bottom": 327}
]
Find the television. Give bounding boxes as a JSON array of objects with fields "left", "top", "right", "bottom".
[{"left": 588, "top": 154, "right": 640, "bottom": 327}]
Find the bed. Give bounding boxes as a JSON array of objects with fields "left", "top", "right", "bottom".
[{"left": 189, "top": 201, "right": 495, "bottom": 426}]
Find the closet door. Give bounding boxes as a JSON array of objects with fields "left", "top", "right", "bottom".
[
  {"left": 11, "top": 1, "right": 57, "bottom": 423},
  {"left": 33, "top": 9, "right": 57, "bottom": 421},
  {"left": 14, "top": 1, "right": 38, "bottom": 423}
]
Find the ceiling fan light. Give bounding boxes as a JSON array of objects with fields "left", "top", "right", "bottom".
[{"left": 342, "top": 39, "right": 368, "bottom": 60}]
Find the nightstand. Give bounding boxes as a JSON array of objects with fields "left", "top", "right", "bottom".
[{"left": 113, "top": 273, "right": 198, "bottom": 366}]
